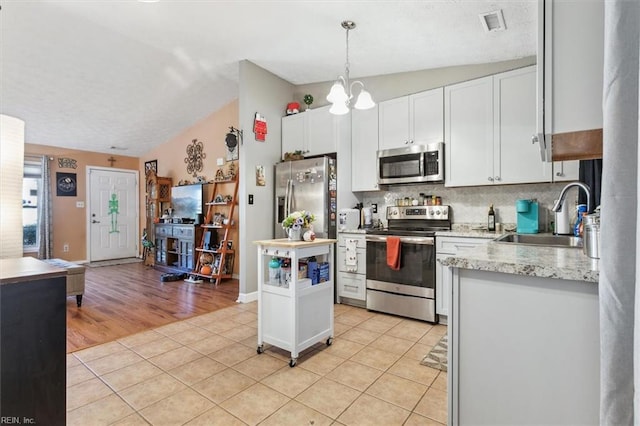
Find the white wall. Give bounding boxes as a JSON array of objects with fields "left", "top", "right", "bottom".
[
  {"left": 238, "top": 60, "right": 294, "bottom": 300},
  {"left": 293, "top": 56, "right": 536, "bottom": 109},
  {"left": 0, "top": 115, "right": 26, "bottom": 259}
]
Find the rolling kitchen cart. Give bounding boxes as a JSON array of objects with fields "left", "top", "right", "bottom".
[{"left": 254, "top": 238, "right": 336, "bottom": 367}]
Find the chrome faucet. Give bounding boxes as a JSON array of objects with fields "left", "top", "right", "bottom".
[{"left": 552, "top": 182, "right": 592, "bottom": 213}]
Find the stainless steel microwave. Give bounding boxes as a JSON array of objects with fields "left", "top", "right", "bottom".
[{"left": 377, "top": 142, "right": 444, "bottom": 185}]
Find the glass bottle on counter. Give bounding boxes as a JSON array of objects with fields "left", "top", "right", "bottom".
[{"left": 488, "top": 204, "right": 496, "bottom": 231}]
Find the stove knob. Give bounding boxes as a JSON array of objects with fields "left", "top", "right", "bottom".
[
  {"left": 435, "top": 210, "right": 441, "bottom": 215},
  {"left": 428, "top": 208, "right": 434, "bottom": 216}
]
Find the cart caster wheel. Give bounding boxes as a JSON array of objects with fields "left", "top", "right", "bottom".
[
  {"left": 326, "top": 337, "right": 333, "bottom": 346},
  {"left": 289, "top": 358, "right": 297, "bottom": 368},
  {"left": 256, "top": 345, "right": 264, "bottom": 355}
]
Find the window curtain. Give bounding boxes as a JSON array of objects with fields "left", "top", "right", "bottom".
[
  {"left": 37, "top": 155, "right": 52, "bottom": 259},
  {"left": 578, "top": 159, "right": 602, "bottom": 212},
  {"left": 600, "top": 1, "right": 639, "bottom": 424}
]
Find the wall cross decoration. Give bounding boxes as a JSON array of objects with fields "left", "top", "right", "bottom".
[
  {"left": 107, "top": 156, "right": 117, "bottom": 167},
  {"left": 185, "top": 139, "right": 206, "bottom": 177}
]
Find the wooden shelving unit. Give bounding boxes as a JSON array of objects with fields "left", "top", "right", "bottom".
[
  {"left": 145, "top": 171, "right": 172, "bottom": 265},
  {"left": 190, "top": 176, "right": 238, "bottom": 284}
]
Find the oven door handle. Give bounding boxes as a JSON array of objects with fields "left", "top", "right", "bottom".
[{"left": 366, "top": 235, "right": 434, "bottom": 245}]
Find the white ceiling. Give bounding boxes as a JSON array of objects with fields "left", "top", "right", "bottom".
[{"left": 1, "top": 0, "right": 537, "bottom": 157}]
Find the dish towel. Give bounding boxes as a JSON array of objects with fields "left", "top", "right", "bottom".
[
  {"left": 345, "top": 238, "right": 358, "bottom": 272},
  {"left": 386, "top": 236, "right": 401, "bottom": 270}
]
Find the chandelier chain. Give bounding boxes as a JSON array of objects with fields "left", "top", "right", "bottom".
[{"left": 344, "top": 25, "right": 351, "bottom": 87}]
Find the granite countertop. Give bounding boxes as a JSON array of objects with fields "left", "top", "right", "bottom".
[
  {"left": 437, "top": 223, "right": 517, "bottom": 239},
  {"left": 338, "top": 229, "right": 367, "bottom": 234},
  {"left": 439, "top": 241, "right": 599, "bottom": 283},
  {"left": 436, "top": 229, "right": 500, "bottom": 239}
]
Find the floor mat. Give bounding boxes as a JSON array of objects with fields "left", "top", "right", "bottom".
[
  {"left": 420, "top": 334, "right": 448, "bottom": 372},
  {"left": 87, "top": 258, "right": 142, "bottom": 267}
]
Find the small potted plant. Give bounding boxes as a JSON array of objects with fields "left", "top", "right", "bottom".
[{"left": 303, "top": 94, "right": 314, "bottom": 111}]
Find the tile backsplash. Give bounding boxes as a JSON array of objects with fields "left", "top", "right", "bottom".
[{"left": 358, "top": 182, "right": 579, "bottom": 232}]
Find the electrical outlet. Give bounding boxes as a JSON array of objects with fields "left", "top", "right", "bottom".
[{"left": 63, "top": 244, "right": 69, "bottom": 252}]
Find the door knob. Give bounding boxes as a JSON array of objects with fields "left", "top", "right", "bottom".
[{"left": 92, "top": 220, "right": 100, "bottom": 224}]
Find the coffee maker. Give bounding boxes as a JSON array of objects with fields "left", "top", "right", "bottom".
[{"left": 516, "top": 199, "right": 539, "bottom": 234}]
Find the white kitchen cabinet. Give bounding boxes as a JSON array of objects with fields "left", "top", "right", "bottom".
[
  {"left": 281, "top": 105, "right": 348, "bottom": 159},
  {"left": 552, "top": 160, "right": 579, "bottom": 182},
  {"left": 537, "top": 0, "right": 604, "bottom": 161},
  {"left": 435, "top": 235, "right": 491, "bottom": 322},
  {"left": 351, "top": 106, "right": 379, "bottom": 192},
  {"left": 378, "top": 87, "right": 444, "bottom": 151},
  {"left": 336, "top": 233, "right": 366, "bottom": 305},
  {"left": 255, "top": 238, "right": 335, "bottom": 367},
  {"left": 444, "top": 75, "right": 493, "bottom": 187},
  {"left": 281, "top": 113, "right": 306, "bottom": 157},
  {"left": 445, "top": 66, "right": 552, "bottom": 187},
  {"left": 450, "top": 269, "right": 599, "bottom": 424}
]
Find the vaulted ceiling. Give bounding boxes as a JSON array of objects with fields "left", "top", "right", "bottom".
[{"left": 1, "top": 0, "right": 537, "bottom": 156}]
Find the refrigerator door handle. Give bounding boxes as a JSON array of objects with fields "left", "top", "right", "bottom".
[{"left": 285, "top": 179, "right": 291, "bottom": 217}]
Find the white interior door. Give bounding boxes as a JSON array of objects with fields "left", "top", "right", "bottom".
[{"left": 88, "top": 167, "right": 139, "bottom": 261}]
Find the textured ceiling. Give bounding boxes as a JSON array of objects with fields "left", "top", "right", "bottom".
[{"left": 1, "top": 0, "right": 537, "bottom": 157}]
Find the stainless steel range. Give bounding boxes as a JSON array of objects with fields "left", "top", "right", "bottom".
[{"left": 365, "top": 205, "right": 451, "bottom": 323}]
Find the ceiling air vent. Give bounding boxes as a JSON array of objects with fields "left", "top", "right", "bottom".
[{"left": 479, "top": 10, "right": 506, "bottom": 32}]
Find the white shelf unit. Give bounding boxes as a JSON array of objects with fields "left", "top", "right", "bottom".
[{"left": 255, "top": 238, "right": 336, "bottom": 367}]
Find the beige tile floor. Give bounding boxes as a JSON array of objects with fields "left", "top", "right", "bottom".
[{"left": 67, "top": 302, "right": 447, "bottom": 425}]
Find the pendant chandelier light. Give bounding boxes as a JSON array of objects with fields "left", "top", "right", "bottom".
[{"left": 326, "top": 20, "right": 375, "bottom": 115}]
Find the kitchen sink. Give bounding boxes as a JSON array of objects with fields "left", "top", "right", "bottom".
[{"left": 494, "top": 233, "right": 583, "bottom": 248}]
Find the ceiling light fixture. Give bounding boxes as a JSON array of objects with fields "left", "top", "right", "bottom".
[{"left": 326, "top": 20, "right": 375, "bottom": 115}]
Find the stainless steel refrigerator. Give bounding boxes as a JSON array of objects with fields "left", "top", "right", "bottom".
[{"left": 274, "top": 156, "right": 337, "bottom": 239}]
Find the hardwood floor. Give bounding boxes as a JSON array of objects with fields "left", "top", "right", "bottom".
[{"left": 66, "top": 262, "right": 239, "bottom": 353}]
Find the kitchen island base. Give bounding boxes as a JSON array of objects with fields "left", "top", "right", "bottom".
[
  {"left": 449, "top": 268, "right": 599, "bottom": 425},
  {"left": 254, "top": 238, "right": 336, "bottom": 367}
]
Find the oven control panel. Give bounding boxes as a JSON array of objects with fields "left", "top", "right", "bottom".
[{"left": 387, "top": 205, "right": 449, "bottom": 220}]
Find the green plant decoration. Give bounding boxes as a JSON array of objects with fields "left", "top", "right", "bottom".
[{"left": 303, "top": 94, "right": 314, "bottom": 108}]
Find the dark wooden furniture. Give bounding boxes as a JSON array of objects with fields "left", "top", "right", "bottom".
[
  {"left": 154, "top": 223, "right": 203, "bottom": 273},
  {"left": 145, "top": 171, "right": 172, "bottom": 265},
  {"left": 0, "top": 257, "right": 66, "bottom": 426}
]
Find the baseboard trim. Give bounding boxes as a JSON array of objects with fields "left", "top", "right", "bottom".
[{"left": 236, "top": 291, "right": 258, "bottom": 304}]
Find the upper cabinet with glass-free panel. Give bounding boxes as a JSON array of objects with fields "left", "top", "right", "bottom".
[
  {"left": 378, "top": 88, "right": 444, "bottom": 151},
  {"left": 536, "top": 0, "right": 604, "bottom": 165}
]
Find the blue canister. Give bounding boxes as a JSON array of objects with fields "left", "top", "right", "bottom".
[
  {"left": 574, "top": 204, "right": 587, "bottom": 237},
  {"left": 268, "top": 258, "right": 281, "bottom": 286}
]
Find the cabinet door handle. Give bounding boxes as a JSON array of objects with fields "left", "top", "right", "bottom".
[
  {"left": 494, "top": 176, "right": 501, "bottom": 181},
  {"left": 488, "top": 177, "right": 494, "bottom": 182},
  {"left": 556, "top": 172, "right": 564, "bottom": 177}
]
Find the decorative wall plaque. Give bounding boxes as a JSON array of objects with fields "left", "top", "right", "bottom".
[
  {"left": 58, "top": 157, "right": 77, "bottom": 169},
  {"left": 56, "top": 172, "right": 77, "bottom": 196},
  {"left": 185, "top": 139, "right": 206, "bottom": 177}
]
